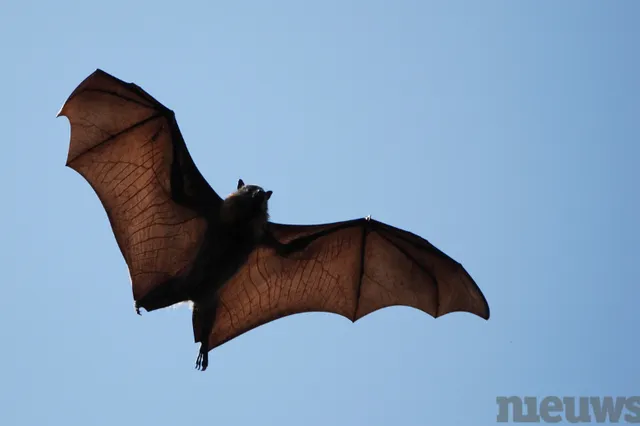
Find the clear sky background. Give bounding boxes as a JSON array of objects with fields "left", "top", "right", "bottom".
[{"left": 2, "top": 1, "right": 638, "bottom": 425}]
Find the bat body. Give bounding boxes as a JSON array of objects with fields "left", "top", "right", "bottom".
[{"left": 58, "top": 69, "right": 490, "bottom": 371}]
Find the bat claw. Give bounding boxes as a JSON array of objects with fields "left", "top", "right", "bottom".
[{"left": 195, "top": 350, "right": 208, "bottom": 371}]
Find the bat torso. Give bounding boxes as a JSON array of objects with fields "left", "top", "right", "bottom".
[{"left": 185, "top": 197, "right": 269, "bottom": 305}]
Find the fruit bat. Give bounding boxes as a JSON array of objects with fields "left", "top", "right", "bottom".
[{"left": 57, "top": 69, "right": 490, "bottom": 371}]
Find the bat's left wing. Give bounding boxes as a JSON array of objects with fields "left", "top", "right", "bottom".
[{"left": 205, "top": 217, "right": 490, "bottom": 350}]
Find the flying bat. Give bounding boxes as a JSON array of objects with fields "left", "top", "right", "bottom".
[{"left": 57, "top": 69, "right": 490, "bottom": 371}]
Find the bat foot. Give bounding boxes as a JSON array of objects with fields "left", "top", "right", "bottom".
[
  {"left": 195, "top": 349, "right": 208, "bottom": 371},
  {"left": 134, "top": 302, "right": 142, "bottom": 315}
]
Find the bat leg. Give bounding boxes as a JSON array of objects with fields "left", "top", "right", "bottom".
[{"left": 193, "top": 302, "right": 217, "bottom": 372}]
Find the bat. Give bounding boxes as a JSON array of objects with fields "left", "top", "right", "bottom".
[{"left": 57, "top": 69, "right": 490, "bottom": 371}]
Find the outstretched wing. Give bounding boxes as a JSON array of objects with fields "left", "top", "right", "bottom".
[
  {"left": 206, "top": 217, "right": 489, "bottom": 349},
  {"left": 58, "top": 69, "right": 222, "bottom": 306}
]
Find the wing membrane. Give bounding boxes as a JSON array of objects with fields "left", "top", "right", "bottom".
[
  {"left": 58, "top": 69, "right": 219, "bottom": 303},
  {"left": 207, "top": 218, "right": 489, "bottom": 349}
]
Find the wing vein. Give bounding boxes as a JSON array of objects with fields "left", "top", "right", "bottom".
[
  {"left": 67, "top": 114, "right": 162, "bottom": 164},
  {"left": 375, "top": 230, "right": 441, "bottom": 317},
  {"left": 82, "top": 88, "right": 157, "bottom": 110},
  {"left": 353, "top": 222, "right": 368, "bottom": 320}
]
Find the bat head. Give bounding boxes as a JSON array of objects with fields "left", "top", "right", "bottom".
[
  {"left": 223, "top": 179, "right": 273, "bottom": 223},
  {"left": 235, "top": 179, "right": 272, "bottom": 203}
]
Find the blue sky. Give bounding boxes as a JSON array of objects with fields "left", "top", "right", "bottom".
[{"left": 2, "top": 1, "right": 638, "bottom": 425}]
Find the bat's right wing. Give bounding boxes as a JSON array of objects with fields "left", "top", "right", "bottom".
[
  {"left": 205, "top": 217, "right": 489, "bottom": 349},
  {"left": 58, "top": 69, "right": 222, "bottom": 309}
]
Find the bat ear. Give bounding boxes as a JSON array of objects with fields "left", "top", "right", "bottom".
[
  {"left": 237, "top": 179, "right": 245, "bottom": 190},
  {"left": 265, "top": 190, "right": 272, "bottom": 200}
]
